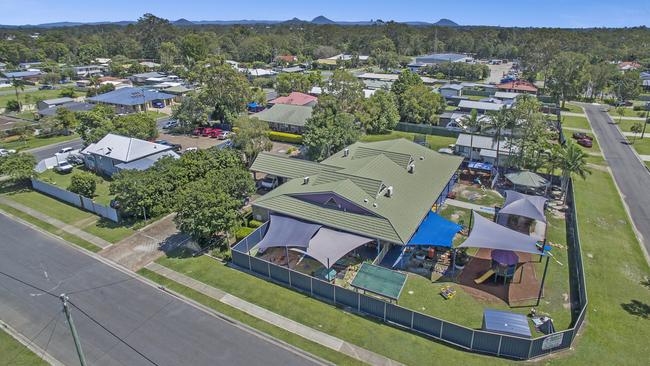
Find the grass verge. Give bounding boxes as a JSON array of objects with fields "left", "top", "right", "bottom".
[
  {"left": 0, "top": 327, "right": 48, "bottom": 366},
  {"left": 0, "top": 134, "right": 78, "bottom": 151},
  {"left": 561, "top": 116, "right": 591, "bottom": 130}
]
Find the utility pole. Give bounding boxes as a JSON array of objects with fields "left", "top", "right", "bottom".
[
  {"left": 642, "top": 102, "right": 649, "bottom": 139},
  {"left": 60, "top": 294, "right": 87, "bottom": 366}
]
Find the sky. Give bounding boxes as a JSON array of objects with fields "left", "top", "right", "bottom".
[{"left": 0, "top": 0, "right": 649, "bottom": 28}]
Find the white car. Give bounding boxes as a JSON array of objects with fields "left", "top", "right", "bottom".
[
  {"left": 0, "top": 148, "right": 17, "bottom": 157},
  {"left": 163, "top": 119, "right": 179, "bottom": 129},
  {"left": 54, "top": 161, "right": 74, "bottom": 173},
  {"left": 58, "top": 147, "right": 74, "bottom": 154}
]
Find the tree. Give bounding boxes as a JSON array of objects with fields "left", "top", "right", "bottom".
[
  {"left": 68, "top": 171, "right": 97, "bottom": 197},
  {"left": 5, "top": 99, "right": 20, "bottom": 112},
  {"left": 356, "top": 90, "right": 399, "bottom": 134},
  {"left": 487, "top": 108, "right": 514, "bottom": 171},
  {"left": 53, "top": 108, "right": 79, "bottom": 134},
  {"left": 76, "top": 106, "right": 115, "bottom": 143},
  {"left": 159, "top": 41, "right": 179, "bottom": 67},
  {"left": 195, "top": 58, "right": 251, "bottom": 123},
  {"left": 59, "top": 87, "right": 76, "bottom": 98},
  {"left": 232, "top": 115, "right": 272, "bottom": 166},
  {"left": 275, "top": 73, "right": 311, "bottom": 95},
  {"left": 555, "top": 141, "right": 591, "bottom": 200},
  {"left": 398, "top": 84, "right": 444, "bottom": 124},
  {"left": 372, "top": 50, "right": 400, "bottom": 71},
  {"left": 612, "top": 71, "right": 642, "bottom": 102},
  {"left": 11, "top": 78, "right": 24, "bottom": 112},
  {"left": 325, "top": 70, "right": 364, "bottom": 112},
  {"left": 135, "top": 13, "right": 174, "bottom": 60},
  {"left": 0, "top": 153, "right": 36, "bottom": 183},
  {"left": 546, "top": 52, "right": 588, "bottom": 108},
  {"left": 615, "top": 106, "right": 626, "bottom": 124},
  {"left": 179, "top": 34, "right": 209, "bottom": 64},
  {"left": 171, "top": 94, "right": 209, "bottom": 132},
  {"left": 630, "top": 122, "right": 644, "bottom": 144},
  {"left": 459, "top": 109, "right": 481, "bottom": 163},
  {"left": 587, "top": 62, "right": 617, "bottom": 100},
  {"left": 112, "top": 113, "right": 158, "bottom": 141},
  {"left": 303, "top": 96, "right": 360, "bottom": 161}
]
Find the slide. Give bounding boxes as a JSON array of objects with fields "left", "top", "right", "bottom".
[{"left": 474, "top": 269, "right": 495, "bottom": 284}]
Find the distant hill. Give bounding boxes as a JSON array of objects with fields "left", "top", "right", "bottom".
[
  {"left": 433, "top": 18, "right": 459, "bottom": 27},
  {"left": 311, "top": 16, "right": 335, "bottom": 25},
  {"left": 173, "top": 18, "right": 195, "bottom": 26}
]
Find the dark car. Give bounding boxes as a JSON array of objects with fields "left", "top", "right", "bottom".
[
  {"left": 39, "top": 84, "right": 54, "bottom": 90},
  {"left": 152, "top": 100, "right": 165, "bottom": 108},
  {"left": 155, "top": 139, "right": 182, "bottom": 152},
  {"left": 572, "top": 132, "right": 593, "bottom": 141},
  {"left": 577, "top": 139, "right": 593, "bottom": 148}
]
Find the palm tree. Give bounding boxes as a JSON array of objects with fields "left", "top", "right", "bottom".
[
  {"left": 630, "top": 122, "right": 643, "bottom": 144},
  {"left": 558, "top": 141, "right": 591, "bottom": 202},
  {"left": 11, "top": 78, "right": 24, "bottom": 112},
  {"left": 487, "top": 108, "right": 512, "bottom": 172},
  {"left": 459, "top": 109, "right": 481, "bottom": 163},
  {"left": 88, "top": 75, "right": 100, "bottom": 96}
]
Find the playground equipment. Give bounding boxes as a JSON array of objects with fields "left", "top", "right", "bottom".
[{"left": 474, "top": 269, "right": 495, "bottom": 284}]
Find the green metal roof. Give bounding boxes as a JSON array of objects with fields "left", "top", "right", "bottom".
[
  {"left": 253, "top": 138, "right": 463, "bottom": 244},
  {"left": 250, "top": 152, "right": 340, "bottom": 178},
  {"left": 253, "top": 104, "right": 313, "bottom": 127}
]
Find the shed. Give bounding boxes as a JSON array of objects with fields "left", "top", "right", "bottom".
[{"left": 482, "top": 309, "right": 532, "bottom": 337}]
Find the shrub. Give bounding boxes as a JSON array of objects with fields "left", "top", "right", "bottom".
[
  {"left": 59, "top": 87, "right": 76, "bottom": 98},
  {"left": 68, "top": 171, "right": 97, "bottom": 198},
  {"left": 248, "top": 219, "right": 264, "bottom": 228},
  {"left": 6, "top": 99, "right": 20, "bottom": 112},
  {"left": 235, "top": 226, "right": 255, "bottom": 241},
  {"left": 268, "top": 131, "right": 303, "bottom": 144}
]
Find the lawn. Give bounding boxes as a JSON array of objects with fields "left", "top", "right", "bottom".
[
  {"left": 451, "top": 184, "right": 505, "bottom": 207},
  {"left": 0, "top": 134, "right": 78, "bottom": 151},
  {"left": 617, "top": 119, "right": 649, "bottom": 133},
  {"left": 361, "top": 130, "right": 457, "bottom": 152},
  {"left": 3, "top": 189, "right": 134, "bottom": 244},
  {"left": 608, "top": 107, "right": 647, "bottom": 119},
  {"left": 0, "top": 327, "right": 48, "bottom": 366},
  {"left": 630, "top": 138, "right": 650, "bottom": 155},
  {"left": 143, "top": 110, "right": 168, "bottom": 119},
  {"left": 561, "top": 115, "right": 591, "bottom": 130},
  {"left": 561, "top": 103, "right": 584, "bottom": 114},
  {"left": 0, "top": 89, "right": 64, "bottom": 108},
  {"left": 39, "top": 167, "right": 113, "bottom": 205},
  {"left": 563, "top": 129, "right": 601, "bottom": 153}
]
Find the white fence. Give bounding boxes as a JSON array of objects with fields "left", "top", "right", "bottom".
[
  {"left": 31, "top": 178, "right": 119, "bottom": 222},
  {"left": 34, "top": 149, "right": 81, "bottom": 173}
]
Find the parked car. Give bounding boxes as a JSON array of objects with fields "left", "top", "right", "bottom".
[
  {"left": 155, "top": 139, "right": 181, "bottom": 152},
  {"left": 201, "top": 127, "right": 214, "bottom": 137},
  {"left": 163, "top": 119, "right": 179, "bottom": 129},
  {"left": 216, "top": 139, "right": 234, "bottom": 150},
  {"left": 572, "top": 132, "right": 593, "bottom": 141},
  {"left": 54, "top": 161, "right": 74, "bottom": 173},
  {"left": 0, "top": 148, "right": 16, "bottom": 157},
  {"left": 58, "top": 147, "right": 74, "bottom": 154},
  {"left": 577, "top": 139, "right": 593, "bottom": 148},
  {"left": 192, "top": 127, "right": 204, "bottom": 136},
  {"left": 152, "top": 100, "right": 165, "bottom": 108},
  {"left": 184, "top": 147, "right": 198, "bottom": 153},
  {"left": 66, "top": 154, "right": 84, "bottom": 165},
  {"left": 216, "top": 130, "right": 232, "bottom": 140},
  {"left": 260, "top": 175, "right": 279, "bottom": 190},
  {"left": 209, "top": 128, "right": 223, "bottom": 138},
  {"left": 39, "top": 84, "right": 55, "bottom": 90}
]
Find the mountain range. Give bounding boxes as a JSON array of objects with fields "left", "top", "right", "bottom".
[{"left": 0, "top": 16, "right": 460, "bottom": 29}]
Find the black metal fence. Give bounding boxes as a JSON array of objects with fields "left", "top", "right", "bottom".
[
  {"left": 230, "top": 180, "right": 587, "bottom": 360},
  {"left": 394, "top": 122, "right": 460, "bottom": 137}
]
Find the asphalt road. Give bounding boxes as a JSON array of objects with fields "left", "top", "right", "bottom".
[
  {"left": 582, "top": 103, "right": 650, "bottom": 254},
  {"left": 27, "top": 137, "right": 84, "bottom": 161},
  {"left": 0, "top": 214, "right": 323, "bottom": 366}
]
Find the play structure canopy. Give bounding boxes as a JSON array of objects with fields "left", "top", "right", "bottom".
[
  {"left": 505, "top": 171, "right": 548, "bottom": 188},
  {"left": 257, "top": 214, "right": 373, "bottom": 268},
  {"left": 482, "top": 309, "right": 532, "bottom": 337},
  {"left": 408, "top": 212, "right": 462, "bottom": 247},
  {"left": 458, "top": 212, "right": 544, "bottom": 255},
  {"left": 499, "top": 190, "right": 548, "bottom": 223}
]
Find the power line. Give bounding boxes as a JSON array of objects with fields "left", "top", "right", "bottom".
[
  {"left": 67, "top": 300, "right": 160, "bottom": 366},
  {"left": 41, "top": 312, "right": 61, "bottom": 359},
  {"left": 67, "top": 277, "right": 134, "bottom": 295},
  {"left": 5, "top": 311, "right": 62, "bottom": 365}
]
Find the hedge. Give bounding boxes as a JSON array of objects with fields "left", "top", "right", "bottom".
[
  {"left": 235, "top": 227, "right": 255, "bottom": 241},
  {"left": 268, "top": 131, "right": 303, "bottom": 144},
  {"left": 248, "top": 219, "right": 264, "bottom": 228}
]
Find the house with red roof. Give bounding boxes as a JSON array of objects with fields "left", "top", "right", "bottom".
[
  {"left": 617, "top": 61, "right": 642, "bottom": 71},
  {"left": 276, "top": 55, "right": 298, "bottom": 64},
  {"left": 269, "top": 92, "right": 318, "bottom": 107},
  {"left": 496, "top": 80, "right": 538, "bottom": 95}
]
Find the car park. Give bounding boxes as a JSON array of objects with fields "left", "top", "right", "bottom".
[{"left": 54, "top": 161, "right": 74, "bottom": 173}]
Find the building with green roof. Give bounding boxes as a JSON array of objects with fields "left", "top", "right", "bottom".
[
  {"left": 253, "top": 104, "right": 313, "bottom": 134},
  {"left": 251, "top": 138, "right": 463, "bottom": 247}
]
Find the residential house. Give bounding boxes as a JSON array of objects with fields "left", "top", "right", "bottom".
[
  {"left": 249, "top": 139, "right": 463, "bottom": 264},
  {"left": 439, "top": 84, "right": 464, "bottom": 98},
  {"left": 0, "top": 62, "right": 7, "bottom": 72},
  {"left": 2, "top": 70, "right": 43, "bottom": 82},
  {"left": 276, "top": 55, "right": 298, "bottom": 64},
  {"left": 37, "top": 97, "right": 75, "bottom": 111},
  {"left": 415, "top": 53, "right": 472, "bottom": 65},
  {"left": 253, "top": 104, "right": 313, "bottom": 134},
  {"left": 81, "top": 133, "right": 179, "bottom": 177},
  {"left": 457, "top": 100, "right": 508, "bottom": 114},
  {"left": 493, "top": 91, "right": 521, "bottom": 105},
  {"left": 73, "top": 65, "right": 104, "bottom": 78},
  {"left": 38, "top": 102, "right": 95, "bottom": 117},
  {"left": 18, "top": 61, "right": 42, "bottom": 70},
  {"left": 269, "top": 92, "right": 318, "bottom": 107},
  {"left": 139, "top": 61, "right": 161, "bottom": 69},
  {"left": 163, "top": 85, "right": 193, "bottom": 102},
  {"left": 279, "top": 66, "right": 305, "bottom": 73},
  {"left": 618, "top": 61, "right": 641, "bottom": 71},
  {"left": 496, "top": 80, "right": 538, "bottom": 95},
  {"left": 129, "top": 72, "right": 166, "bottom": 84},
  {"left": 453, "top": 133, "right": 516, "bottom": 166},
  {"left": 87, "top": 87, "right": 175, "bottom": 114}
]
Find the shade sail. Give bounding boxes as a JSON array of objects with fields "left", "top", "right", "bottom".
[
  {"left": 408, "top": 212, "right": 462, "bottom": 247},
  {"left": 256, "top": 214, "right": 321, "bottom": 250},
  {"left": 296, "top": 227, "right": 373, "bottom": 268},
  {"left": 468, "top": 161, "right": 493, "bottom": 171},
  {"left": 505, "top": 171, "right": 548, "bottom": 188},
  {"left": 499, "top": 190, "right": 547, "bottom": 222},
  {"left": 483, "top": 309, "right": 532, "bottom": 338},
  {"left": 458, "top": 212, "right": 544, "bottom": 255}
]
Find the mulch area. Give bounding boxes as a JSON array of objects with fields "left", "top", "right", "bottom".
[{"left": 457, "top": 248, "right": 542, "bottom": 305}]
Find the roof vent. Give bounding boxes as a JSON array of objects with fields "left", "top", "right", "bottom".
[
  {"left": 407, "top": 163, "right": 415, "bottom": 174},
  {"left": 372, "top": 203, "right": 378, "bottom": 208},
  {"left": 419, "top": 156, "right": 424, "bottom": 160},
  {"left": 343, "top": 148, "right": 350, "bottom": 157},
  {"left": 385, "top": 186, "right": 394, "bottom": 197},
  {"left": 363, "top": 198, "right": 368, "bottom": 203},
  {"left": 303, "top": 176, "right": 310, "bottom": 184}
]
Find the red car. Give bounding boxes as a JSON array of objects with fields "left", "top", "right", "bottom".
[
  {"left": 201, "top": 127, "right": 214, "bottom": 137},
  {"left": 577, "top": 138, "right": 593, "bottom": 148},
  {"left": 209, "top": 128, "right": 223, "bottom": 138},
  {"left": 572, "top": 132, "right": 593, "bottom": 141},
  {"left": 193, "top": 127, "right": 204, "bottom": 136}
]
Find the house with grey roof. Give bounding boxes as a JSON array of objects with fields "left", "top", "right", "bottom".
[
  {"left": 38, "top": 102, "right": 95, "bottom": 117},
  {"left": 87, "top": 87, "right": 175, "bottom": 114},
  {"left": 415, "top": 53, "right": 472, "bottom": 65},
  {"left": 2, "top": 70, "right": 43, "bottom": 82},
  {"left": 253, "top": 104, "right": 313, "bottom": 134},
  {"left": 248, "top": 139, "right": 463, "bottom": 264},
  {"left": 453, "top": 133, "right": 516, "bottom": 166},
  {"left": 439, "top": 83, "right": 464, "bottom": 98},
  {"left": 81, "top": 133, "right": 179, "bottom": 176},
  {"left": 458, "top": 100, "right": 509, "bottom": 114},
  {"left": 37, "top": 97, "right": 75, "bottom": 111}
]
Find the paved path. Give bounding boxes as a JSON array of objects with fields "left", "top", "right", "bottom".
[
  {"left": 146, "top": 262, "right": 403, "bottom": 366},
  {"left": 580, "top": 103, "right": 650, "bottom": 258},
  {"left": 0, "top": 196, "right": 112, "bottom": 248},
  {"left": 639, "top": 154, "right": 650, "bottom": 162},
  {"left": 100, "top": 214, "right": 190, "bottom": 271},
  {"left": 0, "top": 213, "right": 325, "bottom": 366},
  {"left": 445, "top": 198, "right": 496, "bottom": 214}
]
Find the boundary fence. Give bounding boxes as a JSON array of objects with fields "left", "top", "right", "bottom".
[
  {"left": 230, "top": 179, "right": 587, "bottom": 360},
  {"left": 31, "top": 178, "right": 120, "bottom": 222}
]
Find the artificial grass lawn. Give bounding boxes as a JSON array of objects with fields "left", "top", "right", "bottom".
[
  {"left": 0, "top": 134, "right": 78, "bottom": 151},
  {"left": 0, "top": 327, "right": 48, "bottom": 366},
  {"left": 39, "top": 167, "right": 113, "bottom": 205},
  {"left": 630, "top": 138, "right": 650, "bottom": 155},
  {"left": 0, "top": 203, "right": 101, "bottom": 252},
  {"left": 138, "top": 268, "right": 364, "bottom": 366},
  {"left": 4, "top": 190, "right": 134, "bottom": 243},
  {"left": 361, "top": 130, "right": 457, "bottom": 152},
  {"left": 560, "top": 115, "right": 591, "bottom": 130}
]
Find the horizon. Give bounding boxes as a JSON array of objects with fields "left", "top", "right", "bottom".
[{"left": 1, "top": 0, "right": 649, "bottom": 28}]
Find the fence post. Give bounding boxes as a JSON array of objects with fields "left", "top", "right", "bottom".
[
  {"left": 497, "top": 335, "right": 503, "bottom": 356},
  {"left": 267, "top": 262, "right": 271, "bottom": 279},
  {"left": 333, "top": 285, "right": 336, "bottom": 304},
  {"left": 470, "top": 331, "right": 475, "bottom": 349},
  {"left": 410, "top": 311, "right": 414, "bottom": 329},
  {"left": 310, "top": 277, "right": 313, "bottom": 297},
  {"left": 527, "top": 337, "right": 533, "bottom": 359},
  {"left": 357, "top": 293, "right": 361, "bottom": 312},
  {"left": 246, "top": 238, "right": 252, "bottom": 271},
  {"left": 288, "top": 268, "right": 292, "bottom": 287},
  {"left": 440, "top": 321, "right": 444, "bottom": 339},
  {"left": 383, "top": 302, "right": 387, "bottom": 322}
]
